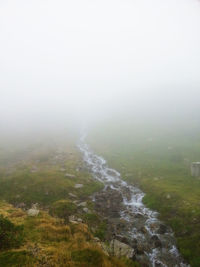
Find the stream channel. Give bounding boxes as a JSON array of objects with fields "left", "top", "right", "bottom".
[{"left": 78, "top": 133, "right": 189, "bottom": 267}]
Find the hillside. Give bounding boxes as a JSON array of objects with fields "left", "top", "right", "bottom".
[{"left": 0, "top": 134, "right": 138, "bottom": 267}]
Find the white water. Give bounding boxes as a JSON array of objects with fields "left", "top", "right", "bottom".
[{"left": 78, "top": 133, "right": 189, "bottom": 267}]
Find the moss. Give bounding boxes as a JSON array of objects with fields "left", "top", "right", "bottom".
[
  {"left": 71, "top": 248, "right": 103, "bottom": 266},
  {"left": 94, "top": 222, "right": 107, "bottom": 241},
  {"left": 119, "top": 257, "right": 140, "bottom": 267},
  {"left": 49, "top": 200, "right": 77, "bottom": 221},
  {"left": 0, "top": 251, "right": 35, "bottom": 266},
  {"left": 83, "top": 213, "right": 99, "bottom": 225},
  {"left": 0, "top": 215, "right": 24, "bottom": 250}
]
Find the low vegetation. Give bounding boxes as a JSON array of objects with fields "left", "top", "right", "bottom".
[{"left": 0, "top": 135, "right": 137, "bottom": 266}]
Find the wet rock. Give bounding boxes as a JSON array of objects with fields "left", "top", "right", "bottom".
[
  {"left": 116, "top": 219, "right": 128, "bottom": 230},
  {"left": 134, "top": 212, "right": 143, "bottom": 218},
  {"left": 140, "top": 226, "right": 148, "bottom": 234},
  {"left": 122, "top": 187, "right": 132, "bottom": 201},
  {"left": 157, "top": 224, "right": 167, "bottom": 234},
  {"left": 109, "top": 239, "right": 135, "bottom": 258},
  {"left": 136, "top": 254, "right": 150, "bottom": 267},
  {"left": 155, "top": 260, "right": 165, "bottom": 267},
  {"left": 94, "top": 187, "right": 123, "bottom": 218},
  {"left": 115, "top": 235, "right": 129, "bottom": 244},
  {"left": 150, "top": 235, "right": 162, "bottom": 248},
  {"left": 136, "top": 242, "right": 145, "bottom": 254},
  {"left": 149, "top": 222, "right": 158, "bottom": 231},
  {"left": 74, "top": 184, "right": 83, "bottom": 188},
  {"left": 107, "top": 169, "right": 117, "bottom": 176}
]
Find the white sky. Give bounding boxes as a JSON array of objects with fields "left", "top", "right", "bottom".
[{"left": 0, "top": 0, "right": 200, "bottom": 128}]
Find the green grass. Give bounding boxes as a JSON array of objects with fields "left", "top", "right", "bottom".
[
  {"left": 0, "top": 153, "right": 103, "bottom": 208},
  {"left": 49, "top": 200, "right": 77, "bottom": 221}
]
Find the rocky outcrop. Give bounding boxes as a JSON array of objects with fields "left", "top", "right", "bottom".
[{"left": 108, "top": 239, "right": 135, "bottom": 258}]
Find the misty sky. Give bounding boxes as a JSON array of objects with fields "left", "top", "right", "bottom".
[{"left": 1, "top": 0, "right": 200, "bottom": 130}]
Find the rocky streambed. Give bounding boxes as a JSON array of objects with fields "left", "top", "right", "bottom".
[{"left": 78, "top": 134, "right": 189, "bottom": 267}]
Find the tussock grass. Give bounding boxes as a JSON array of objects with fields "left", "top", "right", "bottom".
[{"left": 0, "top": 201, "right": 135, "bottom": 266}]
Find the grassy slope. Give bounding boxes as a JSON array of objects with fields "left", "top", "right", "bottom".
[
  {"left": 0, "top": 201, "right": 137, "bottom": 267},
  {"left": 89, "top": 122, "right": 200, "bottom": 267},
  {"left": 0, "top": 133, "right": 138, "bottom": 267}
]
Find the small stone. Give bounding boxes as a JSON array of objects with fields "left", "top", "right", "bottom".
[
  {"left": 27, "top": 209, "right": 39, "bottom": 217},
  {"left": 166, "top": 194, "right": 171, "bottom": 199},
  {"left": 150, "top": 235, "right": 162, "bottom": 248},
  {"left": 69, "top": 215, "right": 77, "bottom": 223},
  {"left": 65, "top": 173, "right": 75, "bottom": 178},
  {"left": 78, "top": 202, "right": 87, "bottom": 207},
  {"left": 74, "top": 184, "right": 83, "bottom": 189},
  {"left": 157, "top": 224, "right": 167, "bottom": 234},
  {"left": 83, "top": 207, "right": 89, "bottom": 213}
]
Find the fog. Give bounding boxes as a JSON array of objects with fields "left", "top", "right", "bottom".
[{"left": 1, "top": 0, "right": 200, "bottom": 136}]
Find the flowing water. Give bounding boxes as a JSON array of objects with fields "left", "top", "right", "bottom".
[{"left": 78, "top": 133, "right": 189, "bottom": 267}]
